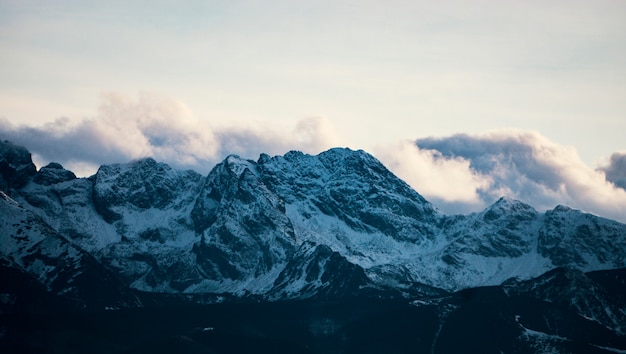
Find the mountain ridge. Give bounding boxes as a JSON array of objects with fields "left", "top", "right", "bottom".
[
  {"left": 3, "top": 139, "right": 626, "bottom": 352},
  {"left": 1, "top": 140, "right": 625, "bottom": 299}
]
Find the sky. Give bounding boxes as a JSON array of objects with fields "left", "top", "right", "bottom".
[{"left": 1, "top": 0, "right": 625, "bottom": 221}]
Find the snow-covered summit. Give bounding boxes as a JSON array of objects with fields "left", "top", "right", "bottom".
[
  {"left": 1, "top": 140, "right": 625, "bottom": 300},
  {"left": 481, "top": 196, "right": 538, "bottom": 221}
]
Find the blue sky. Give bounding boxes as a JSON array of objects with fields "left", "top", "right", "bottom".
[{"left": 1, "top": 0, "right": 625, "bottom": 220}]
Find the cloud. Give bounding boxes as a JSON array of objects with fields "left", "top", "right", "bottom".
[
  {"left": 0, "top": 92, "right": 340, "bottom": 176},
  {"left": 214, "top": 114, "right": 340, "bottom": 164},
  {"left": 376, "top": 130, "right": 626, "bottom": 222},
  {"left": 2, "top": 93, "right": 625, "bottom": 223},
  {"left": 374, "top": 140, "right": 492, "bottom": 214},
  {"left": 598, "top": 152, "right": 626, "bottom": 191}
]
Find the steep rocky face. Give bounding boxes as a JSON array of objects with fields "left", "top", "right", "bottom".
[
  {"left": 191, "top": 155, "right": 296, "bottom": 293},
  {"left": 0, "top": 140, "right": 37, "bottom": 193},
  {"left": 506, "top": 268, "right": 626, "bottom": 335},
  {"left": 15, "top": 174, "right": 118, "bottom": 252},
  {"left": 92, "top": 157, "right": 204, "bottom": 223},
  {"left": 89, "top": 159, "right": 207, "bottom": 292},
  {"left": 257, "top": 149, "right": 442, "bottom": 242},
  {"left": 255, "top": 149, "right": 454, "bottom": 291},
  {"left": 538, "top": 205, "right": 626, "bottom": 271},
  {"left": 408, "top": 197, "right": 547, "bottom": 290},
  {"left": 442, "top": 197, "right": 540, "bottom": 259},
  {"left": 32, "top": 162, "right": 76, "bottom": 186},
  {"left": 268, "top": 242, "right": 373, "bottom": 300}
]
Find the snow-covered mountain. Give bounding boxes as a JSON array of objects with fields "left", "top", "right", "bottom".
[
  {"left": 1, "top": 140, "right": 626, "bottom": 302},
  {"left": 0, "top": 190, "right": 140, "bottom": 311}
]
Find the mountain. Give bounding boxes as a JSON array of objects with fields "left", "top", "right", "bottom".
[
  {"left": 0, "top": 190, "right": 140, "bottom": 311},
  {"left": 1, "top": 140, "right": 626, "bottom": 299},
  {"left": 1, "top": 139, "right": 626, "bottom": 352}
]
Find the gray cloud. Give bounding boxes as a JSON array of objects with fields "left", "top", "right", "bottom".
[
  {"left": 0, "top": 92, "right": 340, "bottom": 176},
  {"left": 598, "top": 152, "right": 626, "bottom": 190}
]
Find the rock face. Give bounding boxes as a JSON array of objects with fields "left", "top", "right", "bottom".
[
  {"left": 32, "top": 162, "right": 76, "bottom": 186},
  {"left": 0, "top": 140, "right": 36, "bottom": 192},
  {"left": 1, "top": 140, "right": 626, "bottom": 304},
  {"left": 268, "top": 242, "right": 373, "bottom": 300},
  {"left": 189, "top": 155, "right": 297, "bottom": 294},
  {"left": 505, "top": 268, "right": 626, "bottom": 335},
  {"left": 256, "top": 149, "right": 441, "bottom": 242}
]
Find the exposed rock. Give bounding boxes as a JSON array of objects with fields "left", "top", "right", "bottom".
[
  {"left": 0, "top": 140, "right": 37, "bottom": 192},
  {"left": 32, "top": 162, "right": 76, "bottom": 186}
]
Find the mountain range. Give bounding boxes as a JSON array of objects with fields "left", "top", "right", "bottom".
[{"left": 1, "top": 139, "right": 625, "bottom": 353}]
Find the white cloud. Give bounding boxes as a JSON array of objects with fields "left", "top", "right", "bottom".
[
  {"left": 0, "top": 92, "right": 341, "bottom": 176},
  {"left": 381, "top": 130, "right": 626, "bottom": 222},
  {"left": 1, "top": 93, "right": 625, "bottom": 223},
  {"left": 374, "top": 140, "right": 491, "bottom": 213}
]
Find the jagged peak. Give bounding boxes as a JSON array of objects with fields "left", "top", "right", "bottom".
[
  {"left": 263, "top": 147, "right": 377, "bottom": 165},
  {"left": 544, "top": 205, "right": 599, "bottom": 221},
  {"left": 282, "top": 150, "right": 306, "bottom": 160},
  {"left": 0, "top": 140, "right": 33, "bottom": 161},
  {"left": 127, "top": 157, "right": 159, "bottom": 168},
  {"left": 33, "top": 162, "right": 76, "bottom": 186},
  {"left": 97, "top": 157, "right": 153, "bottom": 172},
  {"left": 95, "top": 157, "right": 182, "bottom": 179},
  {"left": 490, "top": 196, "right": 534, "bottom": 209},
  {"left": 552, "top": 204, "right": 575, "bottom": 213},
  {"left": 41, "top": 162, "right": 65, "bottom": 170},
  {"left": 545, "top": 204, "right": 603, "bottom": 222},
  {"left": 222, "top": 154, "right": 258, "bottom": 177},
  {"left": 318, "top": 147, "right": 378, "bottom": 164},
  {"left": 320, "top": 146, "right": 359, "bottom": 156},
  {"left": 0, "top": 140, "right": 38, "bottom": 191},
  {"left": 257, "top": 152, "right": 272, "bottom": 164},
  {"left": 482, "top": 196, "right": 537, "bottom": 221}
]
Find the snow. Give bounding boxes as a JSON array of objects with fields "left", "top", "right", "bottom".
[
  {"left": 225, "top": 155, "right": 258, "bottom": 177},
  {"left": 592, "top": 345, "right": 626, "bottom": 353},
  {"left": 16, "top": 179, "right": 120, "bottom": 251},
  {"left": 182, "top": 260, "right": 287, "bottom": 294},
  {"left": 3, "top": 146, "right": 626, "bottom": 298},
  {"left": 284, "top": 196, "right": 558, "bottom": 291},
  {"left": 515, "top": 314, "right": 571, "bottom": 354}
]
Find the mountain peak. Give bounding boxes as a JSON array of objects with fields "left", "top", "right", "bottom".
[
  {"left": 223, "top": 154, "right": 258, "bottom": 177},
  {"left": 482, "top": 196, "right": 537, "bottom": 221},
  {"left": 130, "top": 156, "right": 158, "bottom": 166},
  {"left": 0, "top": 140, "right": 37, "bottom": 192},
  {"left": 319, "top": 146, "right": 364, "bottom": 157},
  {"left": 552, "top": 204, "right": 574, "bottom": 213},
  {"left": 33, "top": 162, "right": 76, "bottom": 186},
  {"left": 318, "top": 147, "right": 379, "bottom": 166}
]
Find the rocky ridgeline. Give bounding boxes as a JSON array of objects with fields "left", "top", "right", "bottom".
[{"left": 1, "top": 139, "right": 626, "bottom": 303}]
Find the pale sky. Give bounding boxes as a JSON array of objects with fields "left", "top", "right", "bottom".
[{"left": 1, "top": 0, "right": 626, "bottom": 220}]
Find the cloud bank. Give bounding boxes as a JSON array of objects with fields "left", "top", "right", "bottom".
[
  {"left": 1, "top": 93, "right": 624, "bottom": 222},
  {"left": 0, "top": 92, "right": 340, "bottom": 175},
  {"left": 375, "top": 131, "right": 626, "bottom": 222}
]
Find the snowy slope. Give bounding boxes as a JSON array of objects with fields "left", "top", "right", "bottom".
[
  {"left": 1, "top": 140, "right": 626, "bottom": 299},
  {"left": 0, "top": 190, "right": 140, "bottom": 309}
]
